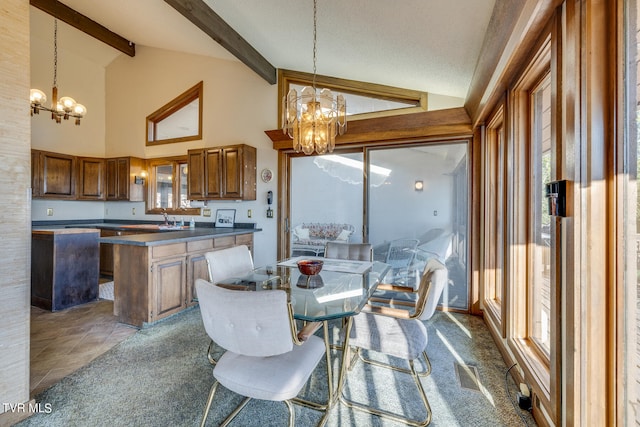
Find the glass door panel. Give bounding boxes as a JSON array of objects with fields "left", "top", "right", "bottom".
[
  {"left": 368, "top": 143, "right": 469, "bottom": 310},
  {"left": 290, "top": 153, "right": 364, "bottom": 257}
]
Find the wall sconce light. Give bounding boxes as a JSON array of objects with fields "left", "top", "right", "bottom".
[
  {"left": 134, "top": 176, "right": 145, "bottom": 185},
  {"left": 414, "top": 180, "right": 424, "bottom": 191}
]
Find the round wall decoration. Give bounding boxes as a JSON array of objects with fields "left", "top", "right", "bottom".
[{"left": 261, "top": 168, "right": 273, "bottom": 183}]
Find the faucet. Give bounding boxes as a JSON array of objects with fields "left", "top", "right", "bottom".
[{"left": 162, "top": 212, "right": 169, "bottom": 225}]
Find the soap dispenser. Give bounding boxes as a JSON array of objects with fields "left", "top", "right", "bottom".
[{"left": 189, "top": 217, "right": 195, "bottom": 228}]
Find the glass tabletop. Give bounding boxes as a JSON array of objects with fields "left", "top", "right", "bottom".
[{"left": 216, "top": 257, "right": 391, "bottom": 322}]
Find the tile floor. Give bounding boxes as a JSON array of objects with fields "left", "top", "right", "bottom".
[{"left": 30, "top": 299, "right": 138, "bottom": 396}]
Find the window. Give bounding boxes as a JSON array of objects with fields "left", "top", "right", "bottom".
[
  {"left": 146, "top": 157, "right": 200, "bottom": 216},
  {"left": 483, "top": 103, "right": 506, "bottom": 329},
  {"left": 146, "top": 81, "right": 203, "bottom": 146},
  {"left": 278, "top": 70, "right": 427, "bottom": 122},
  {"left": 510, "top": 35, "right": 553, "bottom": 399},
  {"left": 529, "top": 73, "right": 552, "bottom": 357}
]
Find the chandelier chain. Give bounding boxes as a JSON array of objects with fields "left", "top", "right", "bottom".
[
  {"left": 312, "top": 0, "right": 317, "bottom": 90},
  {"left": 53, "top": 19, "right": 58, "bottom": 88}
]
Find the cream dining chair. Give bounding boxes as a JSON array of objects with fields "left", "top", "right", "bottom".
[
  {"left": 195, "top": 279, "right": 326, "bottom": 427},
  {"left": 202, "top": 245, "right": 255, "bottom": 365},
  {"left": 341, "top": 258, "right": 448, "bottom": 427}
]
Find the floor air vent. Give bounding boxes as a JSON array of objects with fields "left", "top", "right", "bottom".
[{"left": 455, "top": 362, "right": 481, "bottom": 392}]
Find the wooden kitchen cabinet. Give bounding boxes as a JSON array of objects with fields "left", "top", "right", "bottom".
[
  {"left": 77, "top": 157, "right": 106, "bottom": 200},
  {"left": 113, "top": 232, "right": 254, "bottom": 326},
  {"left": 31, "top": 150, "right": 76, "bottom": 199},
  {"left": 106, "top": 157, "right": 145, "bottom": 201},
  {"left": 187, "top": 144, "right": 256, "bottom": 200}
]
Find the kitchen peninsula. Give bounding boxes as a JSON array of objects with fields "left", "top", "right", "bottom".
[{"left": 101, "top": 226, "right": 259, "bottom": 327}]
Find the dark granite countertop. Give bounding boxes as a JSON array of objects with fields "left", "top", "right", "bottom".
[
  {"left": 99, "top": 227, "right": 259, "bottom": 246},
  {"left": 31, "top": 220, "right": 261, "bottom": 247}
]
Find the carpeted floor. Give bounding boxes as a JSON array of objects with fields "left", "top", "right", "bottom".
[{"left": 15, "top": 307, "right": 536, "bottom": 427}]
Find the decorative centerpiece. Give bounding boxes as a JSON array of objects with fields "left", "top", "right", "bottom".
[{"left": 297, "top": 259, "right": 323, "bottom": 275}]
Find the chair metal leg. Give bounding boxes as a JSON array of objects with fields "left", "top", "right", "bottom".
[
  {"left": 356, "top": 349, "right": 431, "bottom": 377},
  {"left": 284, "top": 399, "right": 295, "bottom": 427},
  {"left": 340, "top": 353, "right": 432, "bottom": 426},
  {"left": 219, "top": 397, "right": 251, "bottom": 427},
  {"left": 207, "top": 339, "right": 224, "bottom": 365},
  {"left": 200, "top": 381, "right": 219, "bottom": 427}
]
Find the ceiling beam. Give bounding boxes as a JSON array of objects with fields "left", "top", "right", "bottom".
[
  {"left": 164, "top": 0, "right": 277, "bottom": 85},
  {"left": 30, "top": 0, "right": 135, "bottom": 57}
]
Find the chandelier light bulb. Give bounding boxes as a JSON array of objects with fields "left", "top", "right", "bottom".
[
  {"left": 59, "top": 96, "right": 76, "bottom": 112},
  {"left": 30, "top": 89, "right": 46, "bottom": 105},
  {"left": 73, "top": 104, "right": 86, "bottom": 117}
]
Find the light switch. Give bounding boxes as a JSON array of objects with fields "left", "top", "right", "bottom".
[
  {"left": 247, "top": 209, "right": 252, "bottom": 218},
  {"left": 46, "top": 208, "right": 53, "bottom": 216}
]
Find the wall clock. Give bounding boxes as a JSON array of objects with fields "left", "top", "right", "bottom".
[{"left": 261, "top": 168, "right": 273, "bottom": 183}]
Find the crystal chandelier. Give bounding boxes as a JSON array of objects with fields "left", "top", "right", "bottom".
[
  {"left": 30, "top": 19, "right": 87, "bottom": 125},
  {"left": 282, "top": 0, "right": 346, "bottom": 155}
]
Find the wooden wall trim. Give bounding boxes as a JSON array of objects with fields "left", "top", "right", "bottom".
[
  {"left": 265, "top": 107, "right": 472, "bottom": 149},
  {"left": 466, "top": 0, "right": 562, "bottom": 127}
]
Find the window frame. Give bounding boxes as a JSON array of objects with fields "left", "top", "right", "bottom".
[
  {"left": 146, "top": 81, "right": 203, "bottom": 146},
  {"left": 278, "top": 69, "right": 428, "bottom": 123},
  {"left": 508, "top": 33, "right": 554, "bottom": 404},
  {"left": 145, "top": 156, "right": 200, "bottom": 216},
  {"left": 482, "top": 101, "right": 507, "bottom": 334}
]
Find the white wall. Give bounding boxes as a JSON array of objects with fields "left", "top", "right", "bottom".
[{"left": 103, "top": 46, "right": 278, "bottom": 266}]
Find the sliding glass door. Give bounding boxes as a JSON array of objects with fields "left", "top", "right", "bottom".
[{"left": 287, "top": 141, "right": 469, "bottom": 311}]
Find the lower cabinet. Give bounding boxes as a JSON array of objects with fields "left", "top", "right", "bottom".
[{"left": 114, "top": 233, "right": 254, "bottom": 327}]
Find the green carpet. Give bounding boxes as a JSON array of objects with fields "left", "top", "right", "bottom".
[{"left": 16, "top": 307, "right": 536, "bottom": 426}]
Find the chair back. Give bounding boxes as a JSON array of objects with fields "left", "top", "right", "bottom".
[
  {"left": 325, "top": 242, "right": 373, "bottom": 261},
  {"left": 205, "top": 245, "right": 254, "bottom": 284},
  {"left": 415, "top": 258, "right": 448, "bottom": 320},
  {"left": 385, "top": 238, "right": 419, "bottom": 269},
  {"left": 195, "top": 279, "right": 293, "bottom": 357}
]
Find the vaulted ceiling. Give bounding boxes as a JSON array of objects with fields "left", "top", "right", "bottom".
[{"left": 30, "top": 0, "right": 501, "bottom": 101}]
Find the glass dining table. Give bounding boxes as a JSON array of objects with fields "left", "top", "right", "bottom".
[{"left": 215, "top": 256, "right": 391, "bottom": 425}]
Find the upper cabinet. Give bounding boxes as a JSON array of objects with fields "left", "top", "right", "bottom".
[
  {"left": 187, "top": 144, "right": 256, "bottom": 200},
  {"left": 32, "top": 150, "right": 76, "bottom": 199},
  {"left": 106, "top": 157, "right": 145, "bottom": 202},
  {"left": 77, "top": 157, "right": 106, "bottom": 200}
]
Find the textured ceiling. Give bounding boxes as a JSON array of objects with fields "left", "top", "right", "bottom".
[{"left": 34, "top": 0, "right": 497, "bottom": 100}]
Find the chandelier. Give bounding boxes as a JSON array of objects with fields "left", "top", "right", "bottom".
[
  {"left": 282, "top": 0, "right": 346, "bottom": 155},
  {"left": 30, "top": 19, "right": 86, "bottom": 125}
]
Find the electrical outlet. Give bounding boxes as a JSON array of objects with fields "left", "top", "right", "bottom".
[
  {"left": 433, "top": 210, "right": 438, "bottom": 216},
  {"left": 203, "top": 208, "right": 212, "bottom": 217},
  {"left": 132, "top": 207, "right": 136, "bottom": 215},
  {"left": 247, "top": 209, "right": 252, "bottom": 218},
  {"left": 46, "top": 208, "right": 53, "bottom": 216}
]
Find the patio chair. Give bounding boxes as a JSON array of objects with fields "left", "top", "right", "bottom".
[
  {"left": 324, "top": 242, "right": 373, "bottom": 261},
  {"left": 341, "top": 258, "right": 448, "bottom": 426},
  {"left": 195, "top": 279, "right": 326, "bottom": 427},
  {"left": 385, "top": 238, "right": 419, "bottom": 285},
  {"left": 203, "top": 245, "right": 254, "bottom": 365}
]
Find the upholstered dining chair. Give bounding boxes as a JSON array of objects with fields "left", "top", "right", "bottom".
[
  {"left": 195, "top": 279, "right": 326, "bottom": 427},
  {"left": 324, "top": 241, "right": 373, "bottom": 262},
  {"left": 341, "top": 258, "right": 448, "bottom": 427},
  {"left": 204, "top": 244, "right": 254, "bottom": 285},
  {"left": 203, "top": 245, "right": 254, "bottom": 365}
]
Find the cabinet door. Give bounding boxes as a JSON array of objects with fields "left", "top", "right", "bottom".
[
  {"left": 186, "top": 252, "right": 210, "bottom": 306},
  {"left": 39, "top": 151, "right": 76, "bottom": 199},
  {"left": 31, "top": 150, "right": 40, "bottom": 197},
  {"left": 116, "top": 158, "right": 130, "bottom": 200},
  {"left": 152, "top": 257, "right": 186, "bottom": 320},
  {"left": 77, "top": 157, "right": 106, "bottom": 200},
  {"left": 187, "top": 150, "right": 205, "bottom": 199},
  {"left": 222, "top": 146, "right": 242, "bottom": 198},
  {"left": 106, "top": 158, "right": 118, "bottom": 200},
  {"left": 205, "top": 148, "right": 223, "bottom": 198}
]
